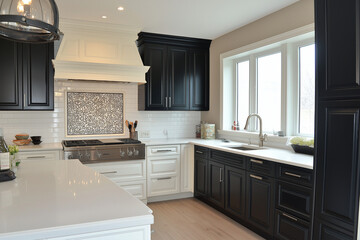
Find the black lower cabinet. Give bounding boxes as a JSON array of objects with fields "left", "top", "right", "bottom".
[
  {"left": 194, "top": 157, "right": 208, "bottom": 198},
  {"left": 208, "top": 161, "right": 225, "bottom": 208},
  {"left": 313, "top": 220, "right": 353, "bottom": 240},
  {"left": 275, "top": 210, "right": 310, "bottom": 240},
  {"left": 225, "top": 166, "right": 246, "bottom": 220},
  {"left": 246, "top": 172, "right": 275, "bottom": 236},
  {"left": 194, "top": 146, "right": 313, "bottom": 240}
]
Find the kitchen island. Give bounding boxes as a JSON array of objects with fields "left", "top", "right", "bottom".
[{"left": 0, "top": 160, "right": 153, "bottom": 240}]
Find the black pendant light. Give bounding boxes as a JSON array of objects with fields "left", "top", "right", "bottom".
[{"left": 0, "top": 0, "right": 60, "bottom": 43}]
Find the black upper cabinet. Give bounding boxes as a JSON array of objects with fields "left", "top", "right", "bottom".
[
  {"left": 0, "top": 38, "right": 22, "bottom": 110},
  {"left": 23, "top": 43, "right": 54, "bottom": 110},
  {"left": 0, "top": 38, "right": 54, "bottom": 111},
  {"left": 137, "top": 32, "right": 211, "bottom": 111},
  {"left": 316, "top": 0, "right": 360, "bottom": 100}
]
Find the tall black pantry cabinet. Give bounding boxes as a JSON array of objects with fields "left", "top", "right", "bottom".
[{"left": 314, "top": 0, "right": 360, "bottom": 239}]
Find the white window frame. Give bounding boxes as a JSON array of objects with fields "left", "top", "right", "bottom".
[
  {"left": 219, "top": 24, "right": 315, "bottom": 140},
  {"left": 293, "top": 39, "right": 315, "bottom": 137}
]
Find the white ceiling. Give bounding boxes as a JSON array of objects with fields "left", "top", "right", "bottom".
[{"left": 56, "top": 0, "right": 299, "bottom": 40}]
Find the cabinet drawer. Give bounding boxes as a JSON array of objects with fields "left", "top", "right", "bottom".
[
  {"left": 275, "top": 210, "right": 310, "bottom": 240},
  {"left": 277, "top": 165, "right": 313, "bottom": 187},
  {"left": 17, "top": 151, "right": 60, "bottom": 161},
  {"left": 276, "top": 181, "right": 312, "bottom": 220},
  {"left": 210, "top": 150, "right": 246, "bottom": 169},
  {"left": 147, "top": 145, "right": 180, "bottom": 156},
  {"left": 194, "top": 146, "right": 209, "bottom": 159},
  {"left": 247, "top": 158, "right": 275, "bottom": 177},
  {"left": 115, "top": 180, "right": 146, "bottom": 200},
  {"left": 86, "top": 160, "right": 146, "bottom": 182},
  {"left": 148, "top": 176, "right": 179, "bottom": 197},
  {"left": 148, "top": 155, "right": 180, "bottom": 177}
]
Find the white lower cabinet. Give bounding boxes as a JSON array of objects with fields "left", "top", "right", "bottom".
[
  {"left": 146, "top": 144, "right": 193, "bottom": 199},
  {"left": 86, "top": 160, "right": 147, "bottom": 202},
  {"left": 17, "top": 150, "right": 61, "bottom": 161}
]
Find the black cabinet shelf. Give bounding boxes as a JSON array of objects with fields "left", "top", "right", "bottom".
[
  {"left": 0, "top": 37, "right": 54, "bottom": 111},
  {"left": 137, "top": 32, "right": 210, "bottom": 111}
]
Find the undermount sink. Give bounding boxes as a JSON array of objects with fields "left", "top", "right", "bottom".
[{"left": 228, "top": 146, "right": 264, "bottom": 151}]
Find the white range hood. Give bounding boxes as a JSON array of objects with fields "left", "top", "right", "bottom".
[{"left": 53, "top": 19, "right": 149, "bottom": 84}]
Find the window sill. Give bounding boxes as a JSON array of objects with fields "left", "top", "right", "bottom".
[{"left": 217, "top": 129, "right": 290, "bottom": 149}]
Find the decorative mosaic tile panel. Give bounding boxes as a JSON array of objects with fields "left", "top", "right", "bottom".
[{"left": 67, "top": 92, "right": 124, "bottom": 136}]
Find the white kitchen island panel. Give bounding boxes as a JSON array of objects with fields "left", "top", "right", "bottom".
[{"left": 0, "top": 160, "right": 153, "bottom": 240}]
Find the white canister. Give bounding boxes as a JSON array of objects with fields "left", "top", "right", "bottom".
[{"left": 201, "top": 124, "right": 216, "bottom": 140}]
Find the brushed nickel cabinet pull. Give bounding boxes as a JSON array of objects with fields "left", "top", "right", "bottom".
[
  {"left": 27, "top": 156, "right": 46, "bottom": 159},
  {"left": 196, "top": 150, "right": 203, "bottom": 154},
  {"left": 156, "top": 149, "right": 172, "bottom": 152},
  {"left": 285, "top": 172, "right": 302, "bottom": 178},
  {"left": 250, "top": 159, "right": 264, "bottom": 164},
  {"left": 250, "top": 174, "right": 263, "bottom": 180},
  {"left": 157, "top": 177, "right": 172, "bottom": 180},
  {"left": 282, "top": 213, "right": 298, "bottom": 222},
  {"left": 220, "top": 168, "right": 223, "bottom": 183},
  {"left": 100, "top": 171, "right": 117, "bottom": 174}
]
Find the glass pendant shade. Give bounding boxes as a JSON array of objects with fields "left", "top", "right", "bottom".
[{"left": 0, "top": 0, "right": 60, "bottom": 42}]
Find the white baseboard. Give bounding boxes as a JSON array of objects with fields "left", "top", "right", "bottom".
[{"left": 147, "top": 192, "right": 193, "bottom": 203}]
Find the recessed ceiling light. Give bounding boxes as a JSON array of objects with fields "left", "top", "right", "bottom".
[
  {"left": 101, "top": 16, "right": 107, "bottom": 19},
  {"left": 117, "top": 6, "right": 124, "bottom": 11}
]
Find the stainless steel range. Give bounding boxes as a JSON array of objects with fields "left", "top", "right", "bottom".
[{"left": 62, "top": 138, "right": 145, "bottom": 164}]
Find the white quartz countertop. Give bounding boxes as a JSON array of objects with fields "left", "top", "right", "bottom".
[
  {"left": 18, "top": 142, "right": 63, "bottom": 152},
  {"left": 189, "top": 139, "right": 314, "bottom": 170},
  {"left": 0, "top": 160, "right": 153, "bottom": 240},
  {"left": 142, "top": 138, "right": 313, "bottom": 169}
]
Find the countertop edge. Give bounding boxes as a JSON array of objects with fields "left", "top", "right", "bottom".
[{"left": 0, "top": 215, "right": 154, "bottom": 240}]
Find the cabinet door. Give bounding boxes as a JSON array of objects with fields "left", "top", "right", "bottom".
[
  {"left": 142, "top": 44, "right": 167, "bottom": 110},
  {"left": 225, "top": 166, "right": 246, "bottom": 220},
  {"left": 194, "top": 157, "right": 208, "bottom": 197},
  {"left": 189, "top": 49, "right": 209, "bottom": 110},
  {"left": 316, "top": 0, "right": 360, "bottom": 99},
  {"left": 168, "top": 47, "right": 189, "bottom": 110},
  {"left": 208, "top": 161, "right": 225, "bottom": 208},
  {"left": 246, "top": 172, "right": 275, "bottom": 235},
  {"left": 0, "top": 38, "right": 22, "bottom": 110},
  {"left": 314, "top": 100, "right": 360, "bottom": 233},
  {"left": 313, "top": 220, "right": 353, "bottom": 240},
  {"left": 23, "top": 43, "right": 54, "bottom": 110}
]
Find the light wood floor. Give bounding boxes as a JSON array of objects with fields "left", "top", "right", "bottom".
[{"left": 148, "top": 198, "right": 264, "bottom": 240}]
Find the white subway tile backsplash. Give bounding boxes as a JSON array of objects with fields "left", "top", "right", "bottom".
[{"left": 0, "top": 80, "right": 201, "bottom": 143}]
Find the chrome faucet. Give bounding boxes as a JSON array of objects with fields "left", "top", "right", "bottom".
[{"left": 244, "top": 114, "right": 267, "bottom": 147}]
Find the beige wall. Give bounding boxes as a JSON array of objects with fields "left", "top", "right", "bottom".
[{"left": 202, "top": 0, "right": 314, "bottom": 128}]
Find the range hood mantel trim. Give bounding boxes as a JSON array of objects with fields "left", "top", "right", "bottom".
[{"left": 53, "top": 60, "right": 149, "bottom": 84}]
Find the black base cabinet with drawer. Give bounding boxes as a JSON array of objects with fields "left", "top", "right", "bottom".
[{"left": 193, "top": 145, "right": 314, "bottom": 240}]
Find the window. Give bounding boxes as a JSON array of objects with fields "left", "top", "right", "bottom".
[
  {"left": 229, "top": 33, "right": 315, "bottom": 136},
  {"left": 236, "top": 60, "right": 249, "bottom": 127},
  {"left": 257, "top": 52, "right": 282, "bottom": 132},
  {"left": 298, "top": 44, "right": 315, "bottom": 135}
]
